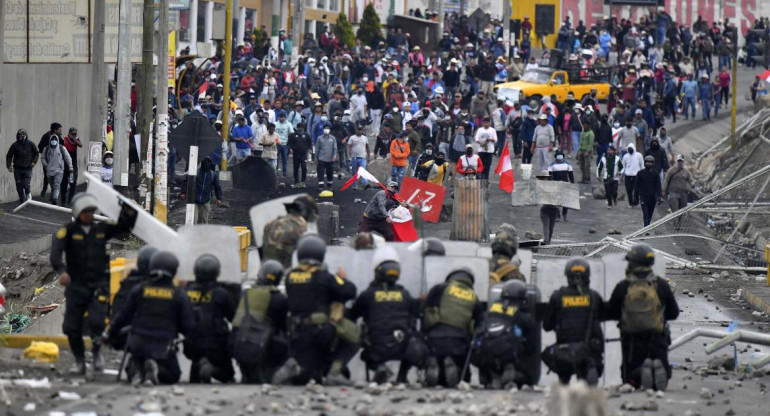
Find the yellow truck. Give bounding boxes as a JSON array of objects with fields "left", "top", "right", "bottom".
[{"left": 495, "top": 67, "right": 611, "bottom": 106}]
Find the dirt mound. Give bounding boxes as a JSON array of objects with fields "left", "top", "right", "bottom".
[{"left": 0, "top": 252, "right": 58, "bottom": 304}]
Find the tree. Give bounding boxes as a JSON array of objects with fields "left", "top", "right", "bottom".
[
  {"left": 357, "top": 3, "right": 382, "bottom": 46},
  {"left": 335, "top": 12, "right": 356, "bottom": 49}
]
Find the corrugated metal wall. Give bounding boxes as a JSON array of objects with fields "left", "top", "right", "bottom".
[
  {"left": 1, "top": 64, "right": 94, "bottom": 203},
  {"left": 450, "top": 179, "right": 490, "bottom": 242}
]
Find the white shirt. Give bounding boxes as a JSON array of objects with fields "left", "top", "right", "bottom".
[
  {"left": 350, "top": 93, "right": 367, "bottom": 111},
  {"left": 621, "top": 150, "right": 645, "bottom": 176},
  {"left": 474, "top": 126, "right": 497, "bottom": 153},
  {"left": 348, "top": 135, "right": 369, "bottom": 158}
]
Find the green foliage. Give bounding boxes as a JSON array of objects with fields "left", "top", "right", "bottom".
[
  {"left": 356, "top": 3, "right": 382, "bottom": 46},
  {"left": 335, "top": 12, "right": 356, "bottom": 49},
  {"left": 253, "top": 27, "right": 265, "bottom": 47}
]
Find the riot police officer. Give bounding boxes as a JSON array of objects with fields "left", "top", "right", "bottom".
[
  {"left": 489, "top": 227, "right": 525, "bottom": 284},
  {"left": 262, "top": 195, "right": 319, "bottom": 268},
  {"left": 183, "top": 254, "right": 236, "bottom": 383},
  {"left": 231, "top": 260, "right": 289, "bottom": 384},
  {"left": 606, "top": 244, "right": 679, "bottom": 391},
  {"left": 275, "top": 235, "right": 359, "bottom": 385},
  {"left": 50, "top": 192, "right": 137, "bottom": 374},
  {"left": 422, "top": 267, "right": 484, "bottom": 387},
  {"left": 542, "top": 258, "right": 605, "bottom": 385},
  {"left": 349, "top": 246, "right": 422, "bottom": 384},
  {"left": 108, "top": 251, "right": 195, "bottom": 385},
  {"left": 110, "top": 245, "right": 158, "bottom": 350},
  {"left": 473, "top": 280, "right": 538, "bottom": 389}
]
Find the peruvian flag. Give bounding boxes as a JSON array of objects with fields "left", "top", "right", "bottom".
[
  {"left": 340, "top": 167, "right": 385, "bottom": 191},
  {"left": 762, "top": 70, "right": 770, "bottom": 83},
  {"left": 495, "top": 141, "right": 514, "bottom": 193}
]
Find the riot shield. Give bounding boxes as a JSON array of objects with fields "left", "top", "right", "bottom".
[
  {"left": 249, "top": 193, "right": 314, "bottom": 248},
  {"left": 169, "top": 225, "right": 241, "bottom": 283},
  {"left": 83, "top": 172, "right": 177, "bottom": 248},
  {"left": 231, "top": 156, "right": 277, "bottom": 191}
]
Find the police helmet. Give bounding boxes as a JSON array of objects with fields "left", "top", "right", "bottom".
[
  {"left": 491, "top": 230, "right": 518, "bottom": 258},
  {"left": 137, "top": 246, "right": 159, "bottom": 274},
  {"left": 71, "top": 193, "right": 99, "bottom": 218},
  {"left": 626, "top": 243, "right": 655, "bottom": 266},
  {"left": 446, "top": 267, "right": 475, "bottom": 284},
  {"left": 375, "top": 261, "right": 401, "bottom": 283},
  {"left": 149, "top": 251, "right": 180, "bottom": 279},
  {"left": 423, "top": 237, "right": 445, "bottom": 256},
  {"left": 257, "top": 259, "right": 285, "bottom": 285},
  {"left": 296, "top": 234, "right": 326, "bottom": 263},
  {"left": 565, "top": 258, "right": 590, "bottom": 287},
  {"left": 193, "top": 254, "right": 221, "bottom": 283},
  {"left": 292, "top": 195, "right": 319, "bottom": 221},
  {"left": 500, "top": 279, "right": 529, "bottom": 305}
]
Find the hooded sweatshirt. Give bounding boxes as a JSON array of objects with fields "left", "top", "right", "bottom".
[
  {"left": 42, "top": 139, "right": 73, "bottom": 176},
  {"left": 620, "top": 143, "right": 644, "bottom": 176}
]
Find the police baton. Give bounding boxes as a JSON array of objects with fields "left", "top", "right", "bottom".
[
  {"left": 459, "top": 332, "right": 478, "bottom": 383},
  {"left": 115, "top": 326, "right": 133, "bottom": 382},
  {"left": 605, "top": 337, "right": 621, "bottom": 343}
]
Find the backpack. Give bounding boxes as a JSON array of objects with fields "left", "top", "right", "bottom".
[
  {"left": 229, "top": 287, "right": 274, "bottom": 365},
  {"left": 621, "top": 278, "right": 664, "bottom": 334}
]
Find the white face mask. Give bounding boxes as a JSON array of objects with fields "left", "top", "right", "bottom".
[
  {"left": 613, "top": 122, "right": 620, "bottom": 128},
  {"left": 363, "top": 77, "right": 368, "bottom": 82},
  {"left": 323, "top": 129, "right": 331, "bottom": 135},
  {"left": 426, "top": 149, "right": 433, "bottom": 155},
  {"left": 105, "top": 157, "right": 114, "bottom": 166}
]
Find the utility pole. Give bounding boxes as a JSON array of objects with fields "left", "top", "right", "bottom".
[
  {"left": 730, "top": 29, "right": 738, "bottom": 149},
  {"left": 89, "top": 0, "right": 106, "bottom": 170},
  {"left": 291, "top": 0, "right": 305, "bottom": 62},
  {"left": 221, "top": 0, "right": 234, "bottom": 171},
  {"left": 155, "top": 0, "right": 170, "bottom": 223},
  {"left": 503, "top": 0, "right": 512, "bottom": 58},
  {"left": 114, "top": 0, "right": 133, "bottom": 188},
  {"left": 0, "top": 0, "right": 5, "bottom": 146},
  {"left": 272, "top": 0, "right": 281, "bottom": 48},
  {"left": 139, "top": 0, "right": 155, "bottom": 205},
  {"left": 437, "top": 0, "right": 445, "bottom": 39}
]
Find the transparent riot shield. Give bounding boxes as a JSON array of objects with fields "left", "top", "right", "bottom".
[
  {"left": 84, "top": 172, "right": 177, "bottom": 248},
  {"left": 169, "top": 225, "right": 241, "bottom": 283}
]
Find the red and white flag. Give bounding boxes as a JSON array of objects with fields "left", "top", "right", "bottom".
[
  {"left": 762, "top": 70, "right": 770, "bottom": 83},
  {"left": 495, "top": 141, "right": 514, "bottom": 193},
  {"left": 340, "top": 167, "right": 384, "bottom": 191}
]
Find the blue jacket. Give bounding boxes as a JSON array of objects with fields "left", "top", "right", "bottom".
[
  {"left": 520, "top": 117, "right": 537, "bottom": 143},
  {"left": 681, "top": 80, "right": 699, "bottom": 99},
  {"left": 663, "top": 78, "right": 677, "bottom": 97},
  {"left": 698, "top": 82, "right": 713, "bottom": 100},
  {"left": 312, "top": 120, "right": 327, "bottom": 143}
]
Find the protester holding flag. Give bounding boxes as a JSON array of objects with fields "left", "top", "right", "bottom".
[{"left": 358, "top": 180, "right": 408, "bottom": 241}]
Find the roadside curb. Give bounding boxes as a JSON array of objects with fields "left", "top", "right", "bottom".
[
  {"left": 0, "top": 234, "right": 52, "bottom": 258},
  {"left": 740, "top": 285, "right": 770, "bottom": 315}
]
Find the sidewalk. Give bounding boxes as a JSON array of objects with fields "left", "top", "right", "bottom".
[{"left": 0, "top": 200, "right": 71, "bottom": 257}]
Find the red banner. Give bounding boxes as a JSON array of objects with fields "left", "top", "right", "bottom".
[{"left": 399, "top": 177, "right": 447, "bottom": 223}]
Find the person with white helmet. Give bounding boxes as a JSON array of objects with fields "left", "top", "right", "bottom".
[{"left": 51, "top": 193, "right": 139, "bottom": 375}]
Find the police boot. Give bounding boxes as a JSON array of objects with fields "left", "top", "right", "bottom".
[
  {"left": 374, "top": 364, "right": 393, "bottom": 385},
  {"left": 325, "top": 361, "right": 353, "bottom": 386},
  {"left": 640, "top": 358, "right": 654, "bottom": 391},
  {"left": 500, "top": 363, "right": 517, "bottom": 388},
  {"left": 91, "top": 338, "right": 104, "bottom": 373},
  {"left": 489, "top": 373, "right": 502, "bottom": 390},
  {"left": 443, "top": 357, "right": 459, "bottom": 387},
  {"left": 198, "top": 357, "right": 214, "bottom": 384},
  {"left": 424, "top": 357, "right": 439, "bottom": 387},
  {"left": 68, "top": 359, "right": 86, "bottom": 376},
  {"left": 272, "top": 358, "right": 302, "bottom": 385},
  {"left": 652, "top": 359, "right": 668, "bottom": 391},
  {"left": 585, "top": 365, "right": 599, "bottom": 386},
  {"left": 144, "top": 359, "right": 160, "bottom": 386},
  {"left": 125, "top": 359, "right": 139, "bottom": 384}
]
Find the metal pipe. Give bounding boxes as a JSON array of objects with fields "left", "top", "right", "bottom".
[
  {"left": 221, "top": 0, "right": 233, "bottom": 171},
  {"left": 753, "top": 354, "right": 770, "bottom": 369},
  {"left": 705, "top": 332, "right": 742, "bottom": 354},
  {"left": 13, "top": 199, "right": 110, "bottom": 222},
  {"left": 670, "top": 328, "right": 731, "bottom": 351}
]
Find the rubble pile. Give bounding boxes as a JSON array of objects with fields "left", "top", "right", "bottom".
[{"left": 0, "top": 252, "right": 58, "bottom": 304}]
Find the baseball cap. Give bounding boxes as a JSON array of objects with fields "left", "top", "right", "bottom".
[
  {"left": 635, "top": 109, "right": 642, "bottom": 115},
  {"left": 676, "top": 154, "right": 685, "bottom": 161},
  {"left": 69, "top": 127, "right": 78, "bottom": 134}
]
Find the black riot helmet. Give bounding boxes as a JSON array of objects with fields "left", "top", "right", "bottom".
[
  {"left": 137, "top": 246, "right": 159, "bottom": 275},
  {"left": 500, "top": 279, "right": 529, "bottom": 307},
  {"left": 193, "top": 254, "right": 221, "bottom": 283},
  {"left": 296, "top": 234, "right": 326, "bottom": 264},
  {"left": 423, "top": 237, "right": 445, "bottom": 256},
  {"left": 285, "top": 195, "right": 319, "bottom": 222},
  {"left": 565, "top": 258, "right": 591, "bottom": 288},
  {"left": 626, "top": 243, "right": 655, "bottom": 267},
  {"left": 491, "top": 230, "right": 518, "bottom": 258},
  {"left": 446, "top": 267, "right": 475, "bottom": 285},
  {"left": 149, "top": 251, "right": 179, "bottom": 280},
  {"left": 375, "top": 260, "right": 400, "bottom": 284},
  {"left": 257, "top": 260, "right": 285, "bottom": 286}
]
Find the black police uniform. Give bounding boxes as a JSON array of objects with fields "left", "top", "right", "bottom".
[
  {"left": 473, "top": 299, "right": 538, "bottom": 388},
  {"left": 285, "top": 262, "right": 358, "bottom": 383},
  {"left": 606, "top": 273, "right": 679, "bottom": 387},
  {"left": 50, "top": 210, "right": 136, "bottom": 365},
  {"left": 543, "top": 286, "right": 605, "bottom": 384},
  {"left": 231, "top": 285, "right": 289, "bottom": 383},
  {"left": 422, "top": 273, "right": 484, "bottom": 386},
  {"left": 183, "top": 281, "right": 236, "bottom": 383},
  {"left": 349, "top": 279, "right": 420, "bottom": 383},
  {"left": 109, "top": 277, "right": 195, "bottom": 384}
]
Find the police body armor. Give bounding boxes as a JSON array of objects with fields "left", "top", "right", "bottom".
[
  {"left": 59, "top": 222, "right": 111, "bottom": 286},
  {"left": 131, "top": 283, "right": 180, "bottom": 358},
  {"left": 424, "top": 279, "right": 476, "bottom": 334},
  {"left": 554, "top": 286, "right": 601, "bottom": 345},
  {"left": 184, "top": 283, "right": 229, "bottom": 356},
  {"left": 363, "top": 283, "right": 413, "bottom": 355}
]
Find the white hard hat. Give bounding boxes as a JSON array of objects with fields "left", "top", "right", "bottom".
[
  {"left": 71, "top": 193, "right": 99, "bottom": 217},
  {"left": 434, "top": 86, "right": 444, "bottom": 94}
]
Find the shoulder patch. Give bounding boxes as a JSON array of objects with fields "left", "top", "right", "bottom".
[
  {"left": 335, "top": 275, "right": 346, "bottom": 285},
  {"left": 56, "top": 227, "right": 67, "bottom": 239}
]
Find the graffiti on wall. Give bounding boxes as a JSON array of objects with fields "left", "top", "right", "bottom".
[{"left": 560, "top": 0, "right": 758, "bottom": 36}]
